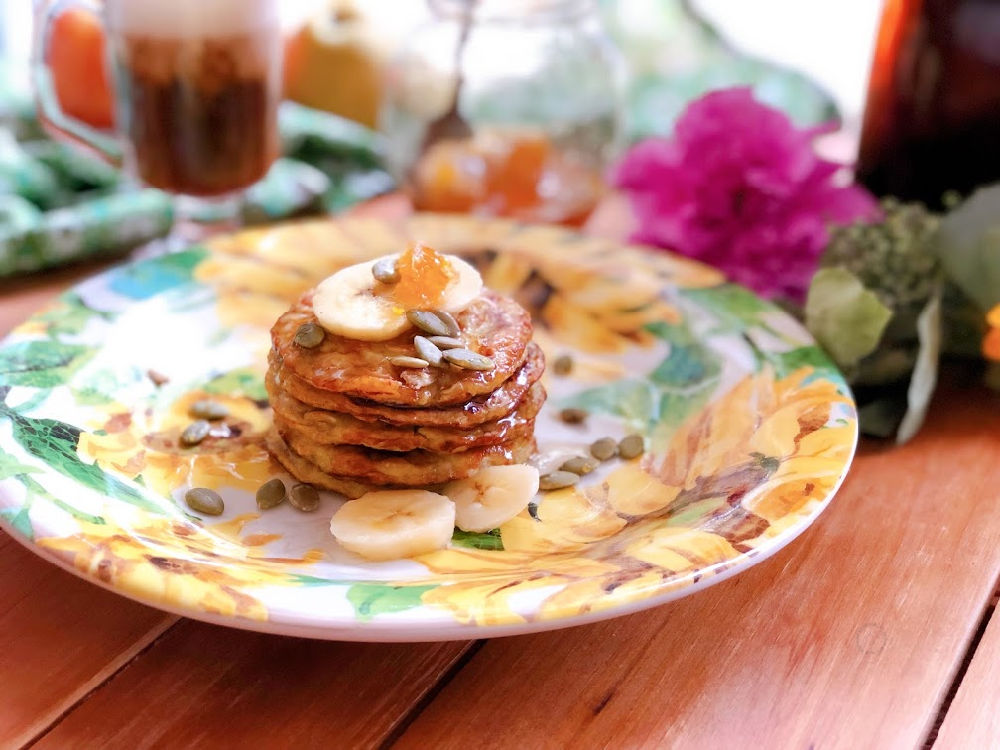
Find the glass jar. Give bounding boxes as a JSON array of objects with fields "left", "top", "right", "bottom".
[{"left": 380, "top": 0, "right": 625, "bottom": 226}]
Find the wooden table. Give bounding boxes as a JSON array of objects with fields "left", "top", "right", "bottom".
[{"left": 2, "top": 198, "right": 999, "bottom": 750}]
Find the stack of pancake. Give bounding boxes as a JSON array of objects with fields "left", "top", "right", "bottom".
[{"left": 266, "top": 289, "right": 545, "bottom": 498}]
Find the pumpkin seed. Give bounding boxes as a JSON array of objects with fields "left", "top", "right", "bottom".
[
  {"left": 413, "top": 335, "right": 443, "bottom": 366},
  {"left": 389, "top": 355, "right": 430, "bottom": 368},
  {"left": 189, "top": 399, "right": 229, "bottom": 421},
  {"left": 372, "top": 257, "right": 400, "bottom": 284},
  {"left": 289, "top": 483, "right": 320, "bottom": 512},
  {"left": 256, "top": 478, "right": 286, "bottom": 510},
  {"left": 559, "top": 407, "right": 588, "bottom": 425},
  {"left": 294, "top": 321, "right": 325, "bottom": 349},
  {"left": 147, "top": 369, "right": 169, "bottom": 386},
  {"left": 590, "top": 437, "right": 618, "bottom": 461},
  {"left": 428, "top": 335, "right": 464, "bottom": 349},
  {"left": 618, "top": 434, "right": 645, "bottom": 459},
  {"left": 435, "top": 311, "right": 461, "bottom": 337},
  {"left": 180, "top": 420, "right": 211, "bottom": 447},
  {"left": 185, "top": 487, "right": 224, "bottom": 515},
  {"left": 539, "top": 471, "right": 580, "bottom": 491},
  {"left": 442, "top": 348, "right": 495, "bottom": 371},
  {"left": 406, "top": 310, "right": 451, "bottom": 337},
  {"left": 553, "top": 354, "right": 573, "bottom": 376},
  {"left": 560, "top": 455, "right": 599, "bottom": 476}
]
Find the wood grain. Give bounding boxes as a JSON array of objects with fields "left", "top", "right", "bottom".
[
  {"left": 392, "top": 379, "right": 1000, "bottom": 750},
  {"left": 935, "top": 598, "right": 1000, "bottom": 748},
  {"left": 0, "top": 533, "right": 175, "bottom": 748},
  {"left": 33, "top": 621, "right": 473, "bottom": 750}
]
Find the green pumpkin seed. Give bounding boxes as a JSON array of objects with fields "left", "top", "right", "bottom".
[
  {"left": 289, "top": 483, "right": 320, "bottom": 512},
  {"left": 413, "top": 335, "right": 443, "bottom": 366},
  {"left": 185, "top": 487, "right": 224, "bottom": 515},
  {"left": 389, "top": 355, "right": 430, "bottom": 368},
  {"left": 406, "top": 310, "right": 451, "bottom": 337},
  {"left": 428, "top": 335, "right": 464, "bottom": 349},
  {"left": 590, "top": 437, "right": 618, "bottom": 461},
  {"left": 553, "top": 354, "right": 573, "bottom": 376},
  {"left": 372, "top": 257, "right": 400, "bottom": 284},
  {"left": 294, "top": 322, "right": 325, "bottom": 349},
  {"left": 539, "top": 471, "right": 580, "bottom": 491},
  {"left": 559, "top": 407, "right": 588, "bottom": 425},
  {"left": 180, "top": 420, "right": 211, "bottom": 447},
  {"left": 560, "top": 455, "right": 599, "bottom": 475},
  {"left": 435, "top": 311, "right": 461, "bottom": 337},
  {"left": 442, "top": 348, "right": 495, "bottom": 371},
  {"left": 618, "top": 434, "right": 645, "bottom": 460},
  {"left": 256, "top": 478, "right": 287, "bottom": 510},
  {"left": 189, "top": 399, "right": 229, "bottom": 421}
]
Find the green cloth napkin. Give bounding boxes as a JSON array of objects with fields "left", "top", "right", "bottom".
[{"left": 0, "top": 95, "right": 393, "bottom": 277}]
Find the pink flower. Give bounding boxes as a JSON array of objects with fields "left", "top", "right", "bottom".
[{"left": 614, "top": 87, "right": 880, "bottom": 301}]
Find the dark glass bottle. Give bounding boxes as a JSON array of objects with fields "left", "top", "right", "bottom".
[{"left": 856, "top": 0, "right": 1000, "bottom": 207}]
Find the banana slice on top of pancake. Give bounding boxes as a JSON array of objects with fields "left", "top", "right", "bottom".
[{"left": 313, "top": 245, "right": 483, "bottom": 342}]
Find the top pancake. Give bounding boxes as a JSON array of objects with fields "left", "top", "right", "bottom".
[{"left": 271, "top": 290, "right": 533, "bottom": 407}]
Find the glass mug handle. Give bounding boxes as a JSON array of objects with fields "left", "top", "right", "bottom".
[{"left": 31, "top": 0, "right": 122, "bottom": 165}]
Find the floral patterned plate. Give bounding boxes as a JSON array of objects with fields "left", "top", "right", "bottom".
[{"left": 0, "top": 214, "right": 856, "bottom": 641}]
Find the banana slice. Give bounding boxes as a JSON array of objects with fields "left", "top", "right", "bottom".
[
  {"left": 444, "top": 464, "right": 540, "bottom": 533},
  {"left": 313, "top": 260, "right": 409, "bottom": 341},
  {"left": 329, "top": 489, "right": 456, "bottom": 561},
  {"left": 313, "top": 253, "right": 483, "bottom": 341},
  {"left": 436, "top": 254, "right": 483, "bottom": 313}
]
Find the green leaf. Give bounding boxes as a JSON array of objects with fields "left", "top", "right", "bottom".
[
  {"left": 805, "top": 268, "right": 893, "bottom": 369},
  {"left": 35, "top": 292, "right": 112, "bottom": 336},
  {"left": 760, "top": 346, "right": 841, "bottom": 382},
  {"left": 0, "top": 507, "right": 33, "bottom": 539},
  {"left": 203, "top": 368, "right": 267, "bottom": 402},
  {"left": 0, "top": 340, "right": 94, "bottom": 388},
  {"left": 857, "top": 398, "right": 905, "bottom": 439},
  {"left": 2, "top": 409, "right": 164, "bottom": 515},
  {"left": 563, "top": 379, "right": 659, "bottom": 431},
  {"left": 19, "top": 473, "right": 106, "bottom": 525},
  {"left": 451, "top": 528, "right": 504, "bottom": 551},
  {"left": 71, "top": 367, "right": 140, "bottom": 406},
  {"left": 932, "top": 185, "right": 1000, "bottom": 312},
  {"left": 0, "top": 451, "right": 41, "bottom": 480},
  {"left": 680, "top": 284, "right": 774, "bottom": 330},
  {"left": 650, "top": 342, "right": 714, "bottom": 387},
  {"left": 345, "top": 584, "right": 435, "bottom": 622},
  {"left": 897, "top": 288, "right": 942, "bottom": 444},
  {"left": 106, "top": 249, "right": 206, "bottom": 300}
]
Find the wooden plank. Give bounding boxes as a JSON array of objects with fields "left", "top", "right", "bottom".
[
  {"left": 935, "top": 600, "right": 1000, "bottom": 748},
  {"left": 0, "top": 533, "right": 175, "bottom": 748},
  {"left": 33, "top": 621, "right": 473, "bottom": 750},
  {"left": 392, "top": 380, "right": 1000, "bottom": 750}
]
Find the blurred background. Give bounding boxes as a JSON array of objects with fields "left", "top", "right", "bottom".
[
  {"left": 0, "top": 0, "right": 883, "bottom": 276},
  {"left": 1, "top": 0, "right": 882, "bottom": 144}
]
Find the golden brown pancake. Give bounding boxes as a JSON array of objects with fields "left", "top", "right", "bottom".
[
  {"left": 271, "top": 290, "right": 532, "bottom": 406},
  {"left": 269, "top": 343, "right": 545, "bottom": 428},
  {"left": 267, "top": 432, "right": 381, "bottom": 498},
  {"left": 275, "top": 424, "right": 536, "bottom": 486},
  {"left": 269, "top": 376, "right": 545, "bottom": 453}
]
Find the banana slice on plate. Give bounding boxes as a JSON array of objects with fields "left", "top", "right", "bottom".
[
  {"left": 329, "top": 489, "right": 456, "bottom": 561},
  {"left": 445, "top": 464, "right": 540, "bottom": 533},
  {"left": 313, "top": 254, "right": 482, "bottom": 341}
]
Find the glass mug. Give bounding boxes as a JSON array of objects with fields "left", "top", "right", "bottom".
[{"left": 32, "top": 0, "right": 283, "bottom": 239}]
